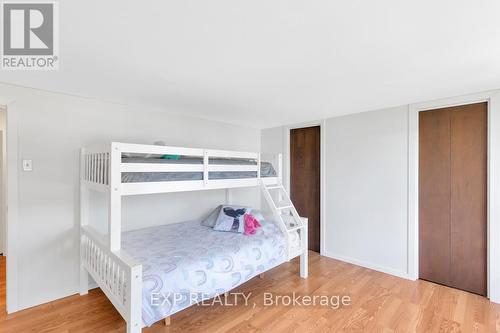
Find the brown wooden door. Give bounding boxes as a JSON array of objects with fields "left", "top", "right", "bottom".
[
  {"left": 290, "top": 126, "right": 320, "bottom": 252},
  {"left": 419, "top": 102, "right": 487, "bottom": 296}
]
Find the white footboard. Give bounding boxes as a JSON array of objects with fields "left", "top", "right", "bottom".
[{"left": 80, "top": 226, "right": 143, "bottom": 333}]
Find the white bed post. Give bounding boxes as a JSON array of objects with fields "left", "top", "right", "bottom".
[
  {"left": 110, "top": 143, "right": 142, "bottom": 333},
  {"left": 278, "top": 153, "right": 283, "bottom": 185},
  {"left": 300, "top": 217, "right": 308, "bottom": 278},
  {"left": 257, "top": 153, "right": 261, "bottom": 179},
  {"left": 79, "top": 148, "right": 89, "bottom": 295},
  {"left": 127, "top": 265, "right": 143, "bottom": 333},
  {"left": 109, "top": 142, "right": 122, "bottom": 251},
  {"left": 203, "top": 150, "right": 209, "bottom": 187}
]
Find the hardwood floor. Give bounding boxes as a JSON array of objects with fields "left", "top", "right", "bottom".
[{"left": 1, "top": 253, "right": 499, "bottom": 332}]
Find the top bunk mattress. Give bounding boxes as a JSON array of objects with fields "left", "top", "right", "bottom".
[
  {"left": 122, "top": 219, "right": 288, "bottom": 326},
  {"left": 121, "top": 156, "right": 277, "bottom": 183}
]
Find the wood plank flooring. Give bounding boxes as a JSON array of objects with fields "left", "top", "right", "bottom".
[{"left": 1, "top": 253, "right": 499, "bottom": 332}]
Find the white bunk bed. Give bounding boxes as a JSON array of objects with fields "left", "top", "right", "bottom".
[{"left": 79, "top": 142, "right": 308, "bottom": 333}]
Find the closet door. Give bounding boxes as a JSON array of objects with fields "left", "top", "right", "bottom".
[
  {"left": 419, "top": 102, "right": 487, "bottom": 296},
  {"left": 290, "top": 126, "right": 321, "bottom": 253},
  {"left": 419, "top": 108, "right": 452, "bottom": 287},
  {"left": 449, "top": 104, "right": 487, "bottom": 295}
]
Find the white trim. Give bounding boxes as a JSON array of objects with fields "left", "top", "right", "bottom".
[
  {"left": 283, "top": 120, "right": 326, "bottom": 256},
  {"left": 0, "top": 109, "right": 5, "bottom": 256},
  {"left": 257, "top": 153, "right": 261, "bottom": 179},
  {"left": 205, "top": 149, "right": 258, "bottom": 159},
  {"left": 323, "top": 251, "right": 409, "bottom": 279},
  {"left": 121, "top": 178, "right": 278, "bottom": 196},
  {"left": 300, "top": 218, "right": 309, "bottom": 278},
  {"left": 203, "top": 150, "right": 209, "bottom": 186},
  {"left": 79, "top": 149, "right": 89, "bottom": 296},
  {"left": 0, "top": 98, "right": 20, "bottom": 313},
  {"left": 225, "top": 188, "right": 232, "bottom": 204},
  {"left": 408, "top": 90, "right": 500, "bottom": 303},
  {"left": 109, "top": 142, "right": 122, "bottom": 251},
  {"left": 120, "top": 143, "right": 203, "bottom": 156}
]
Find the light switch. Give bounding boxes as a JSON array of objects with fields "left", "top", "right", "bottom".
[{"left": 22, "top": 159, "right": 33, "bottom": 171}]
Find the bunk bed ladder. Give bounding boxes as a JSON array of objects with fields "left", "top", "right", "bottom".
[{"left": 260, "top": 180, "right": 306, "bottom": 260}]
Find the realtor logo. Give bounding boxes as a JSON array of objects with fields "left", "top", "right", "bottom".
[{"left": 1, "top": 1, "right": 59, "bottom": 70}]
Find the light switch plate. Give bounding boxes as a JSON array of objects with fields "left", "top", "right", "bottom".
[{"left": 22, "top": 159, "right": 33, "bottom": 171}]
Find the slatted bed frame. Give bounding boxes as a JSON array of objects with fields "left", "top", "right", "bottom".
[{"left": 79, "top": 142, "right": 308, "bottom": 333}]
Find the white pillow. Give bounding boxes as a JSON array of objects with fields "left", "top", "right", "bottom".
[
  {"left": 213, "top": 205, "right": 252, "bottom": 233},
  {"left": 201, "top": 205, "right": 222, "bottom": 228}
]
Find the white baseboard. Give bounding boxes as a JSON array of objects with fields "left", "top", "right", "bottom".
[
  {"left": 322, "top": 251, "right": 410, "bottom": 280},
  {"left": 16, "top": 282, "right": 101, "bottom": 313}
]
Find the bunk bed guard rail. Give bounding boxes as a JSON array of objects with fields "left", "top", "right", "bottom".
[{"left": 80, "top": 142, "right": 282, "bottom": 195}]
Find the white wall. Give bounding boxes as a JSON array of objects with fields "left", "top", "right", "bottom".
[
  {"left": 262, "top": 91, "right": 500, "bottom": 298},
  {"left": 323, "top": 107, "right": 408, "bottom": 277},
  {"left": 262, "top": 107, "right": 409, "bottom": 277},
  {"left": 0, "top": 83, "right": 261, "bottom": 312},
  {"left": 261, "top": 127, "right": 284, "bottom": 156}
]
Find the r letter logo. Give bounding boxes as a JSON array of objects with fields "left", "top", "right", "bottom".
[{"left": 1, "top": 1, "right": 59, "bottom": 70}]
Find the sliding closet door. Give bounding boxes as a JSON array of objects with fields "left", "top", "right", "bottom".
[{"left": 419, "top": 102, "right": 487, "bottom": 296}]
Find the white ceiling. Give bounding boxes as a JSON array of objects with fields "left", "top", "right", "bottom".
[{"left": 1, "top": 0, "right": 500, "bottom": 128}]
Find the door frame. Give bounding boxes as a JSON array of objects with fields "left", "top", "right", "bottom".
[
  {"left": 283, "top": 120, "right": 326, "bottom": 255},
  {"left": 0, "top": 96, "right": 19, "bottom": 313},
  {"left": 408, "top": 90, "right": 500, "bottom": 302}
]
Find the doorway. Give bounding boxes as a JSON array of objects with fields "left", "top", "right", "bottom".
[
  {"left": 0, "top": 107, "right": 5, "bottom": 313},
  {"left": 290, "top": 126, "right": 321, "bottom": 253},
  {"left": 419, "top": 102, "right": 487, "bottom": 296}
]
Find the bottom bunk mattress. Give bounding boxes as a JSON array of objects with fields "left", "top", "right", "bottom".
[{"left": 121, "top": 219, "right": 288, "bottom": 326}]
